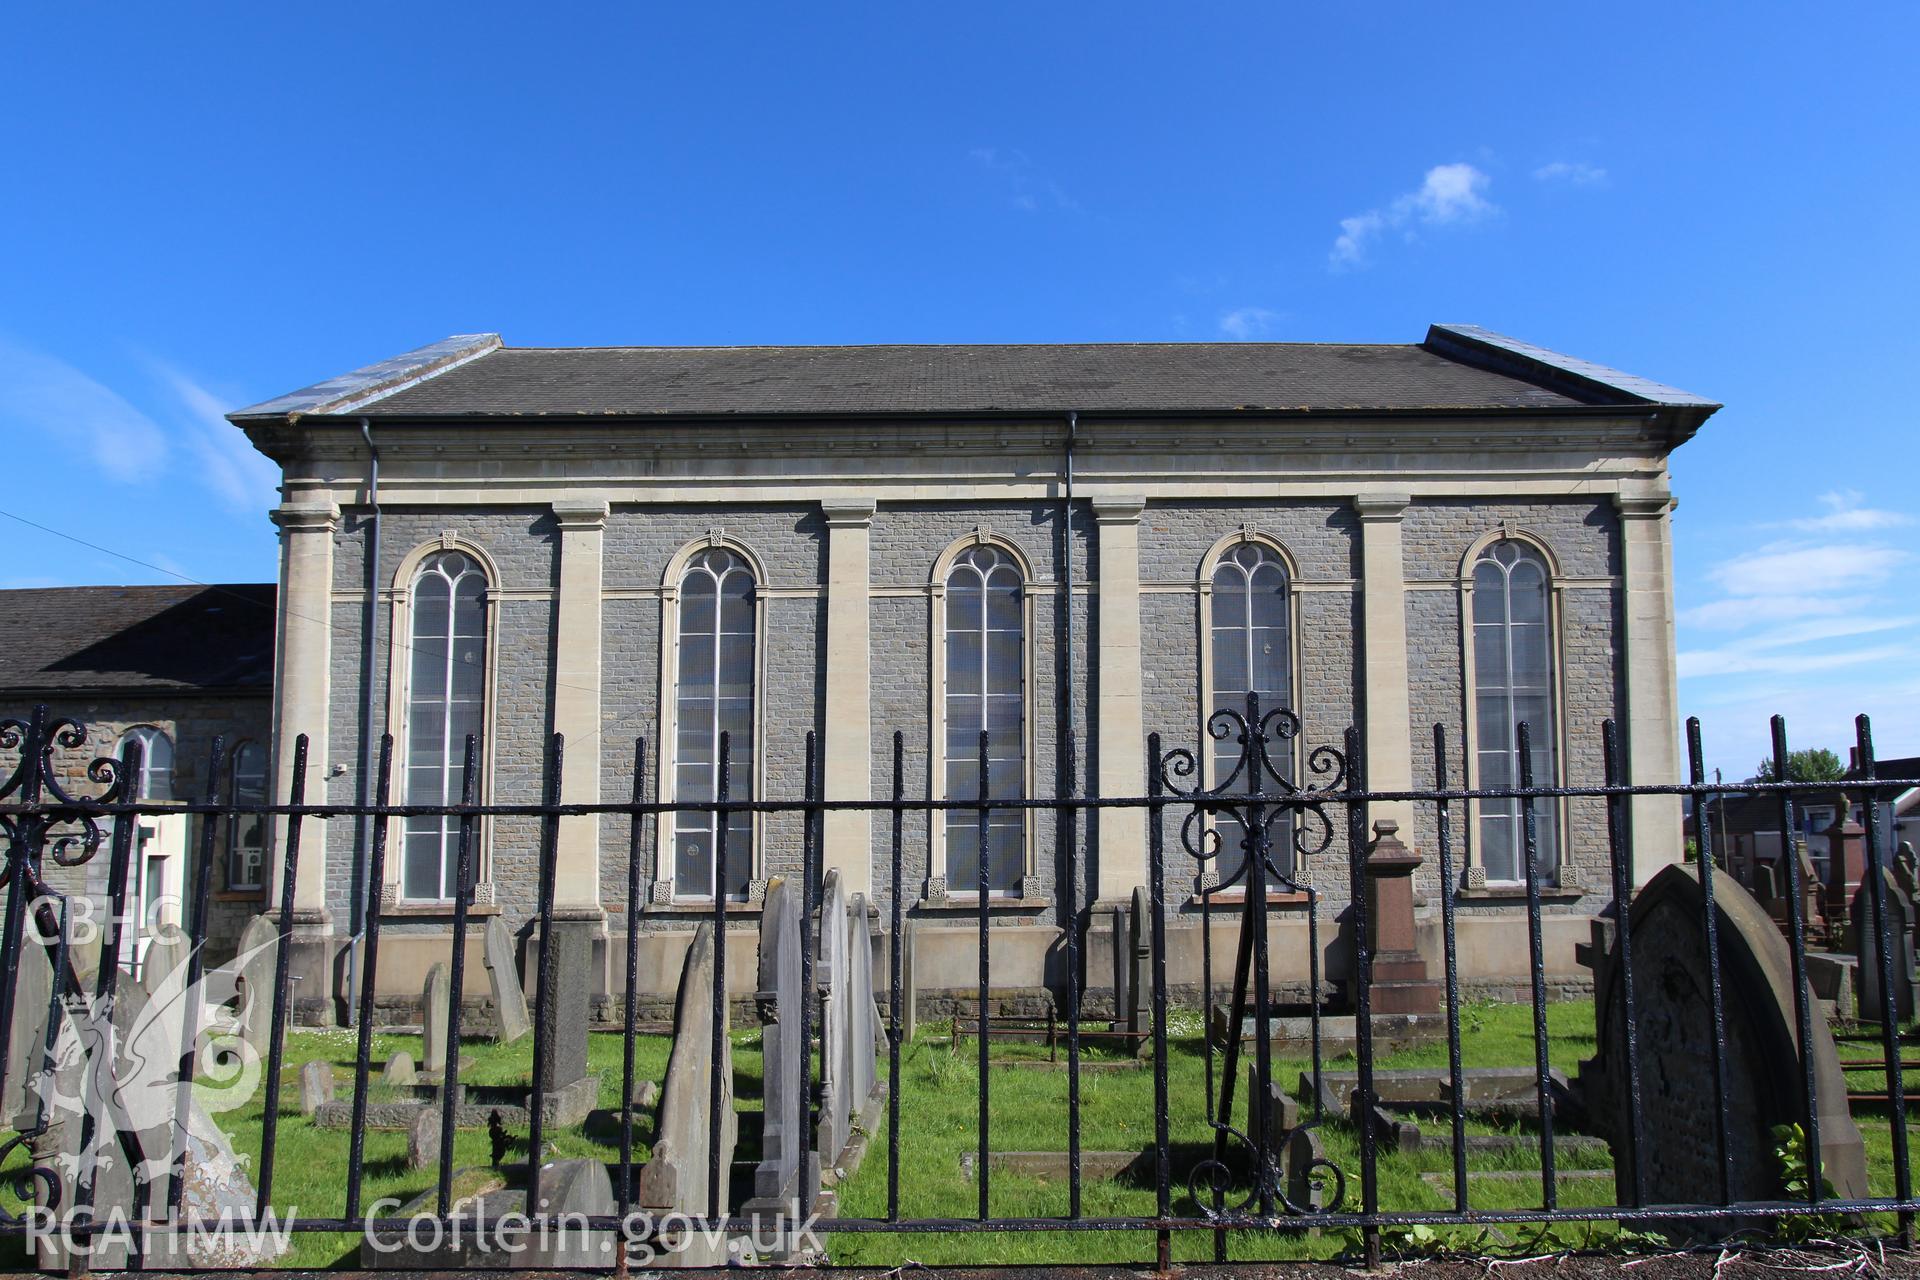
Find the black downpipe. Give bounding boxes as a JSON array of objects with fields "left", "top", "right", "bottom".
[{"left": 347, "top": 418, "right": 382, "bottom": 1023}]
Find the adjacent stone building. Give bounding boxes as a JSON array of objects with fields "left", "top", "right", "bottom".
[
  {"left": 0, "top": 583, "right": 276, "bottom": 967},
  {"left": 226, "top": 326, "right": 1718, "bottom": 1017}
]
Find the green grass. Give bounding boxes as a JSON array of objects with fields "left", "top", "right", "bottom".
[{"left": 2, "top": 1000, "right": 1911, "bottom": 1268}]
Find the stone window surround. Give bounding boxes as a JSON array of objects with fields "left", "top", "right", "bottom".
[
  {"left": 1456, "top": 526, "right": 1570, "bottom": 890},
  {"left": 380, "top": 532, "right": 504, "bottom": 909},
  {"left": 927, "top": 528, "right": 1040, "bottom": 901},
  {"left": 652, "top": 531, "right": 770, "bottom": 904},
  {"left": 1191, "top": 526, "right": 1306, "bottom": 891},
  {"left": 225, "top": 737, "right": 269, "bottom": 892}
]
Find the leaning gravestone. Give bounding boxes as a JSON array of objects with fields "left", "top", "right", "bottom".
[
  {"left": 1851, "top": 867, "right": 1918, "bottom": 1024},
  {"left": 1127, "top": 884, "right": 1151, "bottom": 1036},
  {"left": 234, "top": 912, "right": 281, "bottom": 1056},
  {"left": 847, "top": 893, "right": 879, "bottom": 1114},
  {"left": 637, "top": 921, "right": 737, "bottom": 1267},
  {"left": 421, "top": 962, "right": 451, "bottom": 1074},
  {"left": 4, "top": 939, "right": 54, "bottom": 1128},
  {"left": 384, "top": 1050, "right": 417, "bottom": 1086},
  {"left": 1580, "top": 864, "right": 1868, "bottom": 1207},
  {"left": 814, "top": 870, "right": 853, "bottom": 1171},
  {"left": 750, "top": 877, "right": 812, "bottom": 1209},
  {"left": 299, "top": 1060, "right": 335, "bottom": 1115},
  {"left": 484, "top": 915, "right": 532, "bottom": 1044},
  {"left": 141, "top": 930, "right": 190, "bottom": 999},
  {"left": 900, "top": 917, "right": 919, "bottom": 1042}
]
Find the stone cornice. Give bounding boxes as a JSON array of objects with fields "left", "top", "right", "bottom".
[
  {"left": 1353, "top": 491, "right": 1412, "bottom": 521},
  {"left": 1089, "top": 495, "right": 1146, "bottom": 524},
  {"left": 820, "top": 497, "right": 878, "bottom": 527},
  {"left": 270, "top": 501, "right": 339, "bottom": 533},
  {"left": 550, "top": 499, "right": 610, "bottom": 531},
  {"left": 1613, "top": 493, "right": 1676, "bottom": 518}
]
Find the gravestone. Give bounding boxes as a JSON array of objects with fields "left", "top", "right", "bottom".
[
  {"left": 751, "top": 876, "right": 811, "bottom": 1208},
  {"left": 234, "top": 912, "right": 280, "bottom": 1056},
  {"left": 637, "top": 921, "right": 737, "bottom": 1267},
  {"left": 1127, "top": 885, "right": 1150, "bottom": 1036},
  {"left": 141, "top": 930, "right": 190, "bottom": 999},
  {"left": 1284, "top": 1125, "right": 1327, "bottom": 1212},
  {"left": 814, "top": 870, "right": 853, "bottom": 1169},
  {"left": 1852, "top": 867, "right": 1918, "bottom": 1024},
  {"left": 1579, "top": 864, "right": 1868, "bottom": 1207},
  {"left": 422, "top": 962, "right": 451, "bottom": 1074},
  {"left": 848, "top": 893, "right": 879, "bottom": 1113},
  {"left": 1362, "top": 820, "right": 1441, "bottom": 1014},
  {"left": 4, "top": 939, "right": 54, "bottom": 1128},
  {"left": 1896, "top": 841, "right": 1919, "bottom": 901},
  {"left": 1109, "top": 900, "right": 1130, "bottom": 1029},
  {"left": 299, "top": 1060, "right": 335, "bottom": 1115},
  {"left": 1247, "top": 1063, "right": 1299, "bottom": 1148},
  {"left": 483, "top": 916, "right": 532, "bottom": 1043},
  {"left": 408, "top": 1104, "right": 442, "bottom": 1171},
  {"left": 384, "top": 1050, "right": 417, "bottom": 1086},
  {"left": 536, "top": 921, "right": 594, "bottom": 1096},
  {"left": 900, "top": 917, "right": 918, "bottom": 1042}
]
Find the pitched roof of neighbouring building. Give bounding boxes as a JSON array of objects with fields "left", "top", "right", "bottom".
[
  {"left": 229, "top": 325, "right": 1719, "bottom": 425},
  {"left": 0, "top": 584, "right": 276, "bottom": 697}
]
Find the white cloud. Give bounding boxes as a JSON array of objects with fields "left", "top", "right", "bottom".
[
  {"left": 0, "top": 339, "right": 169, "bottom": 482},
  {"left": 147, "top": 360, "right": 281, "bottom": 515},
  {"left": 1218, "top": 307, "right": 1281, "bottom": 340},
  {"left": 1532, "top": 160, "right": 1607, "bottom": 186},
  {"left": 1329, "top": 163, "right": 1495, "bottom": 268},
  {"left": 1776, "top": 489, "right": 1915, "bottom": 534},
  {"left": 1678, "top": 497, "right": 1920, "bottom": 774},
  {"left": 1709, "top": 540, "right": 1907, "bottom": 598}
]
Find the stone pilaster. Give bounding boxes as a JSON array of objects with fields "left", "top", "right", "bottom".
[
  {"left": 1617, "top": 491, "right": 1684, "bottom": 883},
  {"left": 1093, "top": 496, "right": 1147, "bottom": 902},
  {"left": 822, "top": 499, "right": 876, "bottom": 895},
  {"left": 551, "top": 500, "right": 607, "bottom": 913},
  {"left": 1355, "top": 492, "right": 1414, "bottom": 841},
  {"left": 268, "top": 500, "right": 337, "bottom": 924}
]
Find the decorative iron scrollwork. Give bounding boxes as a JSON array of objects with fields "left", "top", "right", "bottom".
[
  {"left": 0, "top": 709, "right": 133, "bottom": 1231},
  {"left": 1162, "top": 691, "right": 1351, "bottom": 1220}
]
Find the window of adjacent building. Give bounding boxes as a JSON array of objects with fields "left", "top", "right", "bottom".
[
  {"left": 226, "top": 739, "right": 267, "bottom": 891},
  {"left": 943, "top": 544, "right": 1025, "bottom": 895},
  {"left": 672, "top": 547, "right": 756, "bottom": 899},
  {"left": 1472, "top": 539, "right": 1559, "bottom": 882},
  {"left": 1208, "top": 542, "right": 1293, "bottom": 883},
  {"left": 117, "top": 726, "right": 174, "bottom": 801},
  {"left": 402, "top": 550, "right": 488, "bottom": 902}
]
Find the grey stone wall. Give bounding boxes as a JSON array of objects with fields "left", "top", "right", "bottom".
[{"left": 305, "top": 490, "right": 1627, "bottom": 982}]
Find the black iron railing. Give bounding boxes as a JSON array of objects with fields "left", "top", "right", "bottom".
[{"left": 2, "top": 698, "right": 1919, "bottom": 1270}]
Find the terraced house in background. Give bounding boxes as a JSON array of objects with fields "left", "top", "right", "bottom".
[{"left": 224, "top": 326, "right": 1718, "bottom": 1020}]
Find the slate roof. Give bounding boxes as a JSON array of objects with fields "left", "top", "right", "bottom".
[
  {"left": 230, "top": 325, "right": 1720, "bottom": 424},
  {"left": 0, "top": 585, "right": 276, "bottom": 697}
]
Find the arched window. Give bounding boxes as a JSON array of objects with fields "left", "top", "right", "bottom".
[
  {"left": 226, "top": 739, "right": 268, "bottom": 890},
  {"left": 1471, "top": 539, "right": 1558, "bottom": 882},
  {"left": 1209, "top": 542, "right": 1293, "bottom": 881},
  {"left": 402, "top": 550, "right": 489, "bottom": 902},
  {"left": 672, "top": 547, "right": 756, "bottom": 899},
  {"left": 117, "top": 726, "right": 174, "bottom": 801},
  {"left": 943, "top": 544, "right": 1024, "bottom": 895}
]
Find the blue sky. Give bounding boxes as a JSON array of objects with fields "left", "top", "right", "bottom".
[{"left": 1, "top": 3, "right": 1914, "bottom": 779}]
